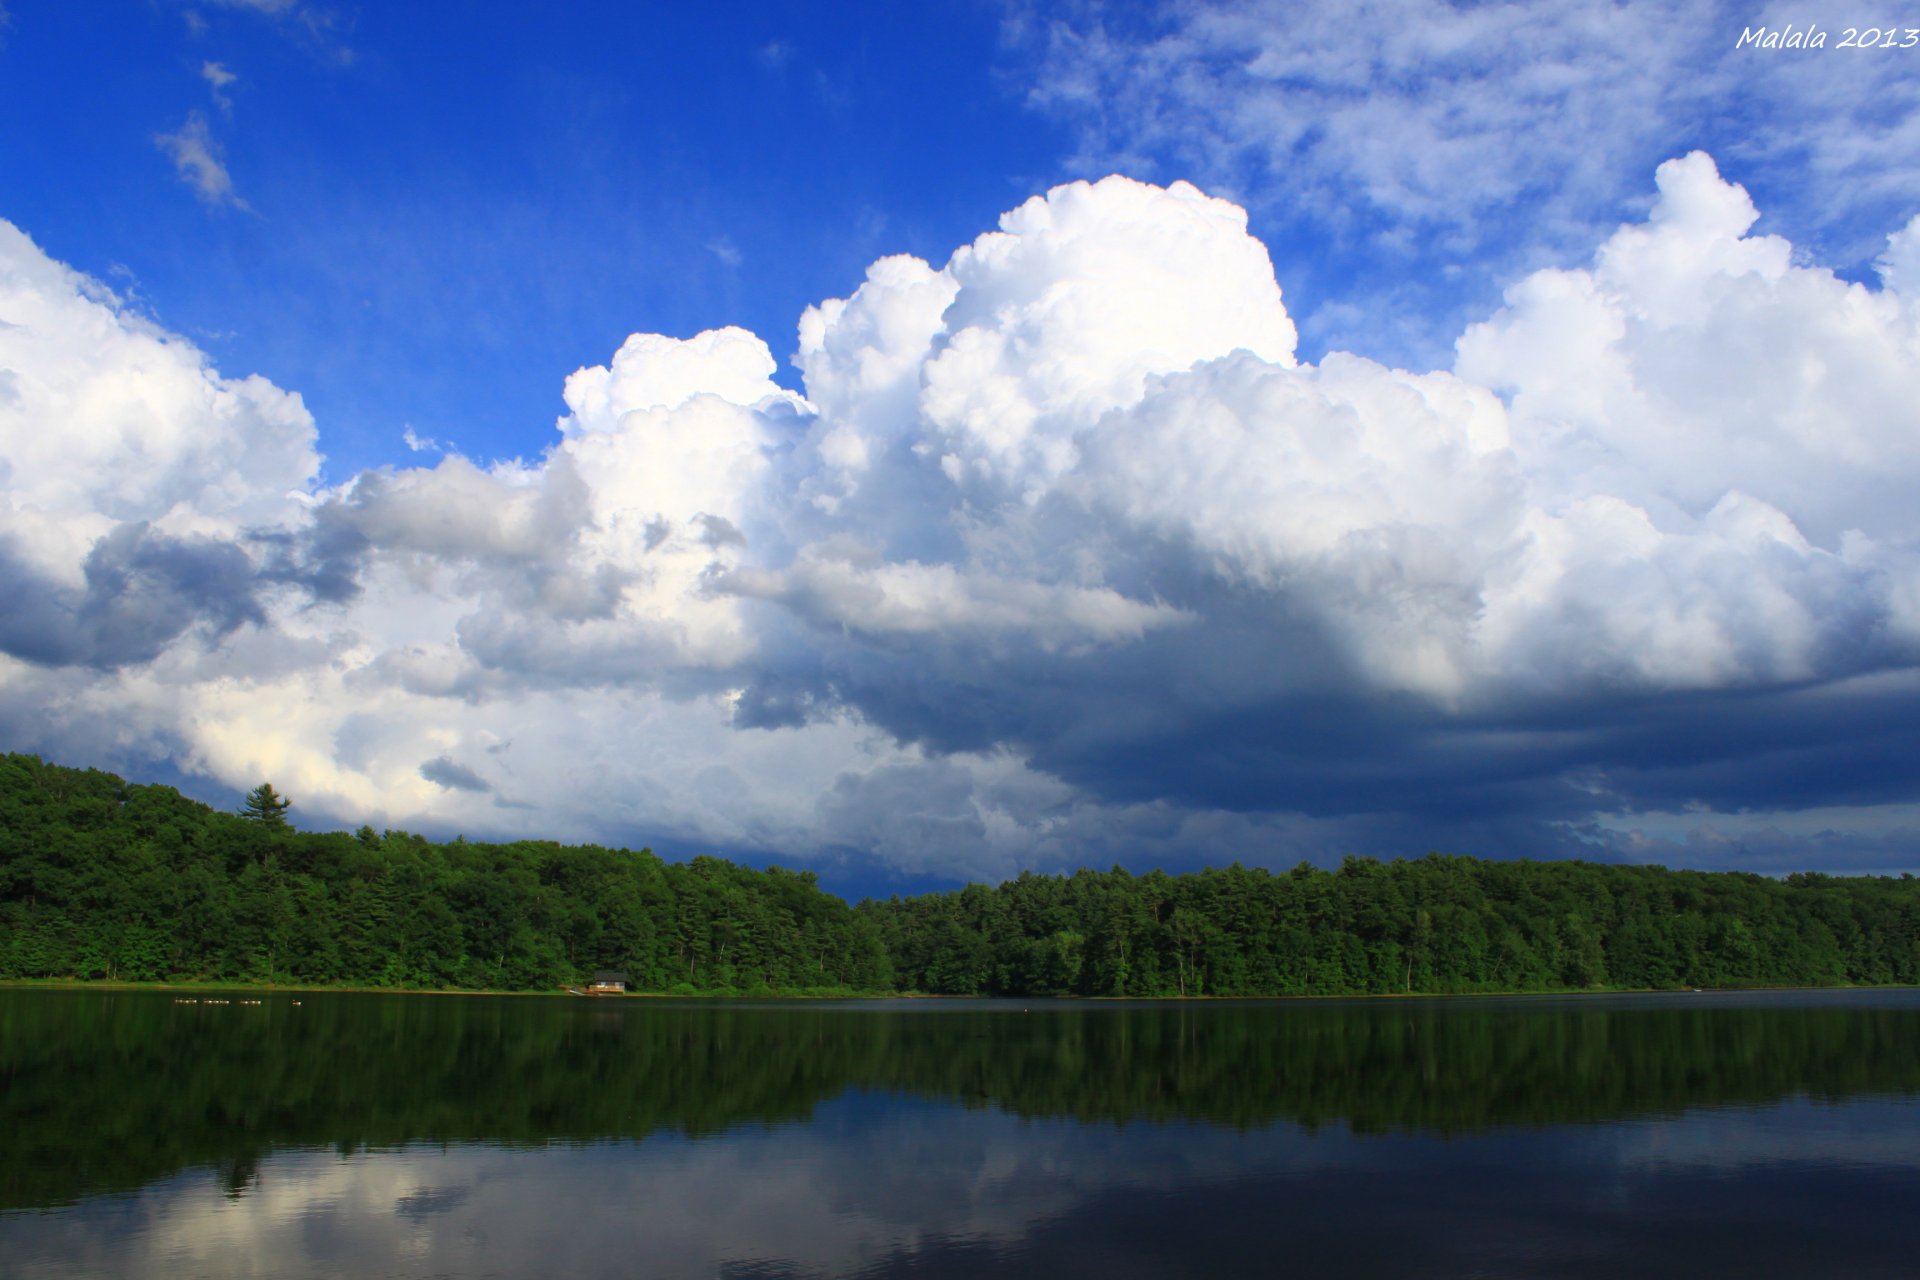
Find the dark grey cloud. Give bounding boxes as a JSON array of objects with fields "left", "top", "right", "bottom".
[
  {"left": 815, "top": 758, "right": 989, "bottom": 865},
  {"left": 728, "top": 672, "right": 827, "bottom": 731},
  {"left": 692, "top": 513, "right": 744, "bottom": 549},
  {"left": 0, "top": 523, "right": 262, "bottom": 669},
  {"left": 719, "top": 538, "right": 1920, "bottom": 870},
  {"left": 251, "top": 516, "right": 369, "bottom": 604},
  {"left": 802, "top": 645, "right": 1920, "bottom": 842},
  {"left": 420, "top": 756, "right": 490, "bottom": 793}
]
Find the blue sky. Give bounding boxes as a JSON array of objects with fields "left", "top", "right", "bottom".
[
  {"left": 4, "top": 1, "right": 1920, "bottom": 896},
  {"left": 2, "top": 1, "right": 1070, "bottom": 480}
]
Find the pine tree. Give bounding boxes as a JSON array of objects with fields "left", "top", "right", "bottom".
[{"left": 240, "top": 783, "right": 291, "bottom": 829}]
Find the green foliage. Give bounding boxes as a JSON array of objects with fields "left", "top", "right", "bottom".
[
  {"left": 867, "top": 853, "right": 1920, "bottom": 998},
  {"left": 3, "top": 753, "right": 1918, "bottom": 998},
  {"left": 0, "top": 754, "right": 888, "bottom": 994}
]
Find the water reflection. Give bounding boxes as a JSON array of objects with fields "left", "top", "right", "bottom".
[
  {"left": 7, "top": 1099, "right": 1919, "bottom": 1278},
  {"left": 3, "top": 990, "right": 1919, "bottom": 1277}
]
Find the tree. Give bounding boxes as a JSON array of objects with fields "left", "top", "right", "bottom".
[{"left": 241, "top": 783, "right": 291, "bottom": 829}]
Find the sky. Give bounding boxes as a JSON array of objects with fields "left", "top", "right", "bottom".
[{"left": 3, "top": 0, "right": 1920, "bottom": 896}]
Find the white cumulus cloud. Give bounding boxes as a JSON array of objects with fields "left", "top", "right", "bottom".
[{"left": 4, "top": 155, "right": 1920, "bottom": 877}]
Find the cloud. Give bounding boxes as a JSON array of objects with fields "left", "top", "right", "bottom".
[
  {"left": 0, "top": 220, "right": 317, "bottom": 530},
  {"left": 420, "top": 755, "right": 489, "bottom": 793},
  {"left": 0, "top": 523, "right": 264, "bottom": 669},
  {"left": 201, "top": 60, "right": 237, "bottom": 110},
  {"left": 1022, "top": 1, "right": 1717, "bottom": 234},
  {"left": 1460, "top": 153, "right": 1920, "bottom": 547},
  {"left": 154, "top": 111, "right": 248, "bottom": 208},
  {"left": 1015, "top": 1, "right": 1920, "bottom": 366},
  {"left": 197, "top": 0, "right": 354, "bottom": 64},
  {"left": 4, "top": 159, "right": 1920, "bottom": 880}
]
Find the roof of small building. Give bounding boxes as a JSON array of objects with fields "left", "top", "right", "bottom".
[{"left": 590, "top": 970, "right": 629, "bottom": 983}]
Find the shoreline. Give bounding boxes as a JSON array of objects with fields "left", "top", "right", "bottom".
[
  {"left": 0, "top": 977, "right": 896, "bottom": 1000},
  {"left": 5, "top": 976, "right": 1910, "bottom": 1003}
]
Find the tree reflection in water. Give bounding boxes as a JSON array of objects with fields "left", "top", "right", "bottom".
[{"left": 3, "top": 990, "right": 1920, "bottom": 1280}]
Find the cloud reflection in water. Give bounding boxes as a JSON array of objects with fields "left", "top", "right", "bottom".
[{"left": 7, "top": 1093, "right": 1920, "bottom": 1279}]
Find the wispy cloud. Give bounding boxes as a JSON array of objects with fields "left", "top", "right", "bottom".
[
  {"left": 1016, "top": 0, "right": 1920, "bottom": 361},
  {"left": 154, "top": 111, "right": 248, "bottom": 208},
  {"left": 1025, "top": 1, "right": 1709, "bottom": 235},
  {"left": 201, "top": 59, "right": 237, "bottom": 111},
  {"left": 194, "top": 0, "right": 354, "bottom": 65},
  {"left": 402, "top": 426, "right": 445, "bottom": 455}
]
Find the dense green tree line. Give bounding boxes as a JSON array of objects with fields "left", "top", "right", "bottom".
[
  {"left": 864, "top": 856, "right": 1920, "bottom": 996},
  {"left": 3, "top": 752, "right": 1919, "bottom": 996},
  {"left": 0, "top": 754, "right": 890, "bottom": 992},
  {"left": 6, "top": 990, "right": 1919, "bottom": 1210}
]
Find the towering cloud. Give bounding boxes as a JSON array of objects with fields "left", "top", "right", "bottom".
[
  {"left": 0, "top": 221, "right": 316, "bottom": 673},
  {"left": 3, "top": 158, "right": 1917, "bottom": 876}
]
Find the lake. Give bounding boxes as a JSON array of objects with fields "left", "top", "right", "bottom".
[{"left": 2, "top": 987, "right": 1918, "bottom": 1278}]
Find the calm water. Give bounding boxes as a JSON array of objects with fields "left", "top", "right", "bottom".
[{"left": 3, "top": 988, "right": 1918, "bottom": 1278}]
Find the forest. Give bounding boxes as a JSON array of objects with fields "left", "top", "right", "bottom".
[{"left": 3, "top": 752, "right": 1918, "bottom": 996}]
